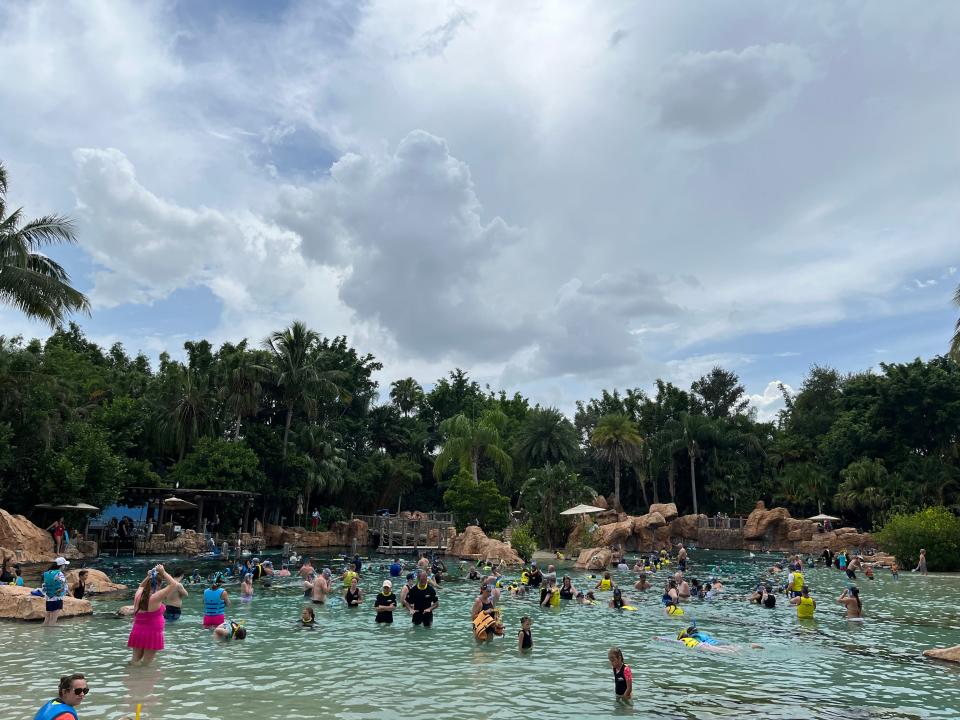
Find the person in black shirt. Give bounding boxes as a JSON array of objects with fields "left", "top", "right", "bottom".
[
  {"left": 517, "top": 616, "right": 533, "bottom": 651},
  {"left": 73, "top": 569, "right": 88, "bottom": 599},
  {"left": 374, "top": 580, "right": 397, "bottom": 623},
  {"left": 403, "top": 570, "right": 439, "bottom": 627},
  {"left": 527, "top": 564, "right": 543, "bottom": 588}
]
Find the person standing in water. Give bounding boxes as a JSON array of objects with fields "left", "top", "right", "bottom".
[
  {"left": 404, "top": 569, "right": 439, "bottom": 627},
  {"left": 41, "top": 558, "right": 70, "bottom": 626},
  {"left": 790, "top": 585, "right": 816, "bottom": 619},
  {"left": 838, "top": 586, "right": 863, "bottom": 619},
  {"left": 163, "top": 568, "right": 188, "bottom": 621},
  {"left": 517, "top": 616, "right": 533, "bottom": 651},
  {"left": 677, "top": 545, "right": 688, "bottom": 572},
  {"left": 203, "top": 575, "right": 230, "bottom": 628},
  {"left": 344, "top": 575, "right": 363, "bottom": 607},
  {"left": 128, "top": 565, "right": 180, "bottom": 665},
  {"left": 608, "top": 647, "right": 633, "bottom": 704},
  {"left": 33, "top": 673, "right": 88, "bottom": 720},
  {"left": 914, "top": 549, "right": 928, "bottom": 576},
  {"left": 311, "top": 569, "right": 330, "bottom": 604},
  {"left": 374, "top": 580, "right": 397, "bottom": 624},
  {"left": 240, "top": 573, "right": 254, "bottom": 601}
]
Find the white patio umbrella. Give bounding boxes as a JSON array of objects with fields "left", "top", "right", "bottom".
[
  {"left": 560, "top": 504, "right": 607, "bottom": 515},
  {"left": 808, "top": 513, "right": 840, "bottom": 522}
]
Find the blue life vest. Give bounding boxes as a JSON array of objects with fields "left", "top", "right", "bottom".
[
  {"left": 203, "top": 587, "right": 225, "bottom": 616},
  {"left": 42, "top": 570, "right": 65, "bottom": 598},
  {"left": 34, "top": 699, "right": 79, "bottom": 720},
  {"left": 390, "top": 562, "right": 401, "bottom": 577}
]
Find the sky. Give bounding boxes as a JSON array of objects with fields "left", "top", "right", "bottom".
[{"left": 1, "top": 0, "right": 958, "bottom": 421}]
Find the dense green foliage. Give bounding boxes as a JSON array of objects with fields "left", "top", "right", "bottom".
[
  {"left": 509, "top": 521, "right": 537, "bottom": 562},
  {"left": 876, "top": 507, "right": 960, "bottom": 572},
  {"left": 1, "top": 321, "right": 959, "bottom": 540}
]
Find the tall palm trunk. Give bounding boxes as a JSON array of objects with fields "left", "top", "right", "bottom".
[
  {"left": 639, "top": 474, "right": 649, "bottom": 508},
  {"left": 689, "top": 448, "right": 698, "bottom": 515},
  {"left": 470, "top": 451, "right": 479, "bottom": 484},
  {"left": 651, "top": 460, "right": 660, "bottom": 504},
  {"left": 668, "top": 461, "right": 676, "bottom": 503},
  {"left": 283, "top": 405, "right": 294, "bottom": 458},
  {"left": 613, "top": 457, "right": 622, "bottom": 511}
]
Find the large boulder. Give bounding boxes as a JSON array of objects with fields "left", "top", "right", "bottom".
[
  {"left": 594, "top": 519, "right": 635, "bottom": 547},
  {"left": 447, "top": 526, "right": 522, "bottom": 565},
  {"left": 637, "top": 511, "right": 667, "bottom": 530},
  {"left": 575, "top": 547, "right": 612, "bottom": 570},
  {"left": 648, "top": 503, "right": 679, "bottom": 522},
  {"left": 743, "top": 502, "right": 792, "bottom": 540},
  {"left": 65, "top": 568, "right": 127, "bottom": 594},
  {"left": 0, "top": 585, "right": 92, "bottom": 621},
  {"left": 273, "top": 519, "right": 370, "bottom": 549},
  {"left": 668, "top": 514, "right": 703, "bottom": 541},
  {"left": 924, "top": 646, "right": 960, "bottom": 663},
  {"left": 0, "top": 509, "right": 55, "bottom": 564}
]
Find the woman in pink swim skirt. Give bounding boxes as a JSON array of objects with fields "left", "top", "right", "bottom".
[{"left": 128, "top": 564, "right": 179, "bottom": 665}]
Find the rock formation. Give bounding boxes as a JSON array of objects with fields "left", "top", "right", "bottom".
[
  {"left": 924, "top": 646, "right": 960, "bottom": 663},
  {"left": 743, "top": 502, "right": 792, "bottom": 541},
  {"left": 575, "top": 547, "right": 612, "bottom": 570},
  {"left": 264, "top": 519, "right": 370, "bottom": 550},
  {"left": 0, "top": 586, "right": 92, "bottom": 621},
  {"left": 648, "top": 503, "right": 679, "bottom": 522},
  {"left": 0, "top": 509, "right": 55, "bottom": 564},
  {"left": 447, "top": 525, "right": 522, "bottom": 565},
  {"left": 65, "top": 568, "right": 127, "bottom": 594}
]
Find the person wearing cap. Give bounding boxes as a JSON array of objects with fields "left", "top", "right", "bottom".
[
  {"left": 374, "top": 580, "right": 397, "bottom": 623},
  {"left": 527, "top": 563, "right": 543, "bottom": 588},
  {"left": 42, "top": 557, "right": 70, "bottom": 626}
]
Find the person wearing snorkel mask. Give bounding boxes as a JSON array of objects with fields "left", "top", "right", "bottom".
[
  {"left": 213, "top": 619, "right": 247, "bottom": 641},
  {"left": 128, "top": 564, "right": 180, "bottom": 665}
]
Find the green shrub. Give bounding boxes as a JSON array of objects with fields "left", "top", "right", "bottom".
[
  {"left": 509, "top": 521, "right": 538, "bottom": 562},
  {"left": 876, "top": 506, "right": 960, "bottom": 571}
]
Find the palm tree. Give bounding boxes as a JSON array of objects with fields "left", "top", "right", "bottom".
[
  {"left": 951, "top": 283, "right": 960, "bottom": 361},
  {"left": 162, "top": 366, "right": 215, "bottom": 461},
  {"left": 218, "top": 340, "right": 263, "bottom": 440},
  {"left": 389, "top": 377, "right": 423, "bottom": 417},
  {"left": 0, "top": 162, "right": 90, "bottom": 325},
  {"left": 661, "top": 412, "right": 719, "bottom": 516},
  {"left": 263, "top": 321, "right": 345, "bottom": 457},
  {"left": 433, "top": 409, "right": 513, "bottom": 484},
  {"left": 514, "top": 407, "right": 579, "bottom": 468},
  {"left": 590, "top": 414, "right": 643, "bottom": 511},
  {"left": 297, "top": 425, "right": 346, "bottom": 502}
]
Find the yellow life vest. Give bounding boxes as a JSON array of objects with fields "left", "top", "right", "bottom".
[
  {"left": 680, "top": 637, "right": 700, "bottom": 648},
  {"left": 797, "top": 595, "right": 815, "bottom": 619},
  {"left": 343, "top": 570, "right": 357, "bottom": 588},
  {"left": 550, "top": 589, "right": 561, "bottom": 607},
  {"left": 792, "top": 572, "right": 804, "bottom": 592},
  {"left": 666, "top": 604, "right": 685, "bottom": 616},
  {"left": 520, "top": 572, "right": 530, "bottom": 585},
  {"left": 598, "top": 578, "right": 612, "bottom": 591}
]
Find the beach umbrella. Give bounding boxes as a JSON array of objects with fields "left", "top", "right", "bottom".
[
  {"left": 560, "top": 504, "right": 607, "bottom": 515},
  {"left": 162, "top": 496, "right": 198, "bottom": 510},
  {"left": 808, "top": 513, "right": 840, "bottom": 522}
]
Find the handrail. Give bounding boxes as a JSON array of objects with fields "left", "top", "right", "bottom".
[{"left": 697, "top": 517, "right": 747, "bottom": 530}]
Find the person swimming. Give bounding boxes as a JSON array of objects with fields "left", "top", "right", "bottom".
[
  {"left": 609, "top": 588, "right": 627, "bottom": 609},
  {"left": 299, "top": 606, "right": 316, "bottom": 628},
  {"left": 213, "top": 619, "right": 247, "bottom": 641},
  {"left": 634, "top": 572, "right": 651, "bottom": 591}
]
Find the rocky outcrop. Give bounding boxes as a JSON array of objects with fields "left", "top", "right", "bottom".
[
  {"left": 575, "top": 547, "right": 612, "bottom": 570},
  {"left": 924, "top": 646, "right": 960, "bottom": 663},
  {"left": 668, "top": 514, "right": 704, "bottom": 541},
  {"left": 648, "top": 503, "right": 679, "bottom": 522},
  {"left": 797, "top": 527, "right": 875, "bottom": 554},
  {"left": 743, "top": 502, "right": 792, "bottom": 541},
  {"left": 0, "top": 585, "right": 92, "bottom": 621},
  {"left": 0, "top": 509, "right": 55, "bottom": 564},
  {"left": 264, "top": 520, "right": 370, "bottom": 549},
  {"left": 447, "top": 526, "right": 522, "bottom": 565},
  {"left": 65, "top": 568, "right": 127, "bottom": 594},
  {"left": 638, "top": 512, "right": 667, "bottom": 530}
]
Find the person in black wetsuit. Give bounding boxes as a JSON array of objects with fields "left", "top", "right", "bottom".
[
  {"left": 344, "top": 575, "right": 363, "bottom": 607},
  {"left": 517, "top": 616, "right": 533, "bottom": 651},
  {"left": 403, "top": 569, "right": 439, "bottom": 627},
  {"left": 608, "top": 647, "right": 633, "bottom": 703},
  {"left": 374, "top": 580, "right": 397, "bottom": 624},
  {"left": 527, "top": 563, "right": 543, "bottom": 588},
  {"left": 559, "top": 576, "right": 576, "bottom": 600}
]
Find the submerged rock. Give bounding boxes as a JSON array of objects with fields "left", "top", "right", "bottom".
[{"left": 65, "top": 568, "right": 127, "bottom": 594}]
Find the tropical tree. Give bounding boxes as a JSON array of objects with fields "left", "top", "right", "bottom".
[
  {"left": 661, "top": 412, "right": 719, "bottom": 516},
  {"left": 521, "top": 462, "right": 595, "bottom": 547},
  {"left": 263, "top": 321, "right": 344, "bottom": 457},
  {"left": 591, "top": 414, "right": 643, "bottom": 511},
  {"left": 0, "top": 162, "right": 90, "bottom": 326},
  {"left": 514, "top": 407, "right": 579, "bottom": 468},
  {"left": 296, "top": 425, "right": 346, "bottom": 502},
  {"left": 218, "top": 340, "right": 264, "bottom": 440},
  {"left": 433, "top": 409, "right": 513, "bottom": 484},
  {"left": 159, "top": 366, "right": 215, "bottom": 462},
  {"left": 389, "top": 377, "right": 423, "bottom": 417},
  {"left": 952, "top": 282, "right": 960, "bottom": 361}
]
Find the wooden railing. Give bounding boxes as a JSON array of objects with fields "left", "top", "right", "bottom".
[{"left": 697, "top": 516, "right": 747, "bottom": 530}]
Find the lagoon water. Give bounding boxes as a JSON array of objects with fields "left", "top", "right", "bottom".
[{"left": 3, "top": 550, "right": 960, "bottom": 719}]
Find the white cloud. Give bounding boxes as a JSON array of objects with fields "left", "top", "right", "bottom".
[{"left": 749, "top": 380, "right": 792, "bottom": 423}]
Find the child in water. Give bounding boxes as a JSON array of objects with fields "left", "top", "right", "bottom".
[
  {"left": 300, "top": 606, "right": 316, "bottom": 628},
  {"left": 890, "top": 563, "right": 899, "bottom": 580},
  {"left": 214, "top": 620, "right": 247, "bottom": 641},
  {"left": 517, "top": 616, "right": 533, "bottom": 651},
  {"left": 240, "top": 573, "right": 253, "bottom": 601},
  {"left": 608, "top": 647, "right": 632, "bottom": 704}
]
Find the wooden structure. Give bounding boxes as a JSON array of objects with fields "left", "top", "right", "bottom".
[
  {"left": 352, "top": 513, "right": 456, "bottom": 555},
  {"left": 121, "top": 487, "right": 260, "bottom": 534}
]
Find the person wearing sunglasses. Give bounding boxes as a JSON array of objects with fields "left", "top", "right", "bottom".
[{"left": 33, "top": 673, "right": 88, "bottom": 720}]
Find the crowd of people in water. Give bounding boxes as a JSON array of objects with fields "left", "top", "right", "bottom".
[{"left": 29, "top": 540, "right": 921, "bottom": 715}]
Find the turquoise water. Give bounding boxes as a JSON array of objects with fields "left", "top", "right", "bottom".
[{"left": 3, "top": 550, "right": 960, "bottom": 719}]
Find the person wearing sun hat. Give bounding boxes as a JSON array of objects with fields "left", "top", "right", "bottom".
[
  {"left": 41, "top": 557, "right": 70, "bottom": 626},
  {"left": 374, "top": 579, "right": 397, "bottom": 624}
]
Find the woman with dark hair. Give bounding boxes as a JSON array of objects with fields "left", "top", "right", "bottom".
[
  {"left": 838, "top": 586, "right": 863, "bottom": 620},
  {"left": 32, "top": 673, "right": 88, "bottom": 720},
  {"left": 127, "top": 564, "right": 179, "bottom": 665}
]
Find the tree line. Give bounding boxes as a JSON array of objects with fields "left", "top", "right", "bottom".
[{"left": 0, "top": 322, "right": 958, "bottom": 545}]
